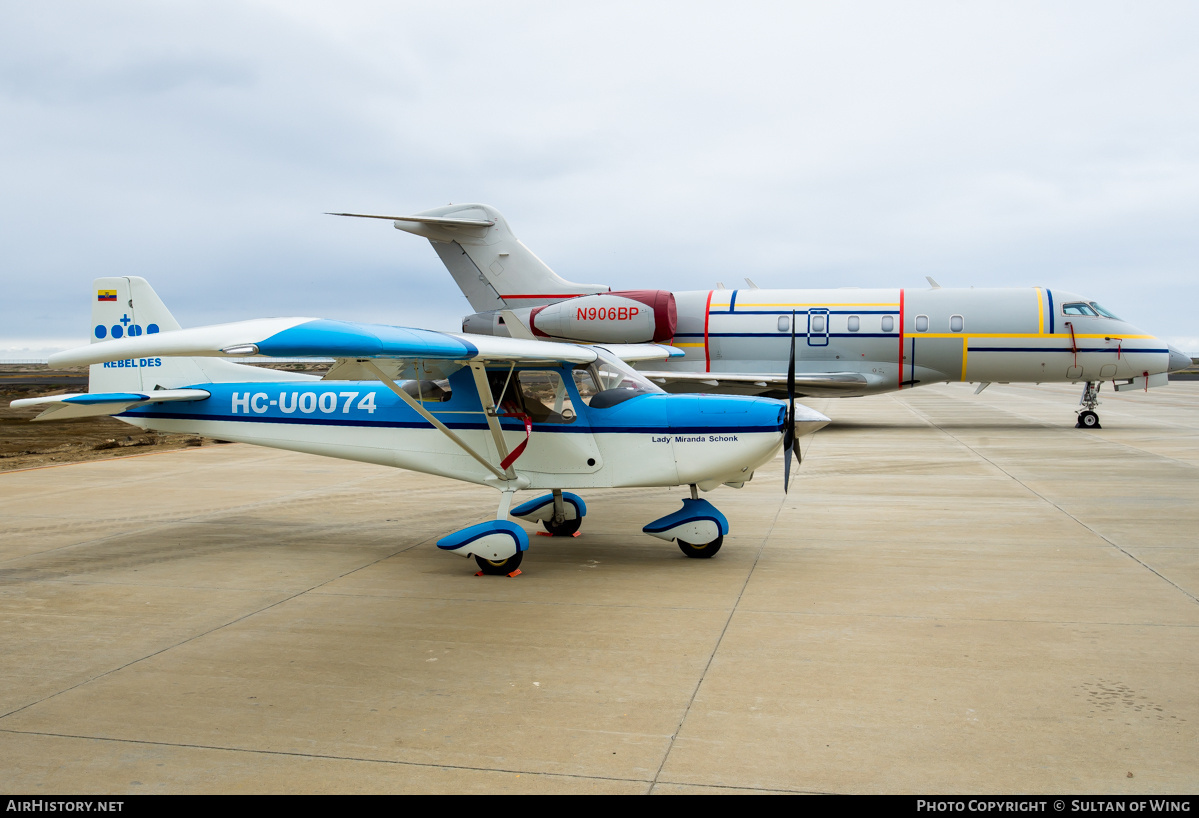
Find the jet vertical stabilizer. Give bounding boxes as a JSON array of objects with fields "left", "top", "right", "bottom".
[{"left": 332, "top": 204, "right": 608, "bottom": 312}]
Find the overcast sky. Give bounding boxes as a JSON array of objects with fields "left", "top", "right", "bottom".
[{"left": 2, "top": 1, "right": 1197, "bottom": 357}]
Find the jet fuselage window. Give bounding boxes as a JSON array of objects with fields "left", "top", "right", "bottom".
[
  {"left": 915, "top": 314, "right": 929, "bottom": 332},
  {"left": 950, "top": 314, "right": 964, "bottom": 332},
  {"left": 1062, "top": 302, "right": 1098, "bottom": 316},
  {"left": 778, "top": 316, "right": 790, "bottom": 332},
  {"left": 881, "top": 315, "right": 894, "bottom": 333},
  {"left": 847, "top": 315, "right": 860, "bottom": 332},
  {"left": 811, "top": 315, "right": 826, "bottom": 333}
]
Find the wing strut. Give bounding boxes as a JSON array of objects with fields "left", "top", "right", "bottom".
[
  {"left": 468, "top": 363, "right": 519, "bottom": 479},
  {"left": 360, "top": 360, "right": 507, "bottom": 480}
]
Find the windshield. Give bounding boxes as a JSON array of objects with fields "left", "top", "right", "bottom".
[
  {"left": 1089, "top": 302, "right": 1121, "bottom": 319},
  {"left": 573, "top": 353, "right": 663, "bottom": 408}
]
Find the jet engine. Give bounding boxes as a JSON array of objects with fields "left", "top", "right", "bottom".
[{"left": 462, "top": 290, "right": 677, "bottom": 344}]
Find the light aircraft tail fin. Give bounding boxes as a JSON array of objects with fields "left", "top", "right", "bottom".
[
  {"left": 86, "top": 277, "right": 311, "bottom": 395},
  {"left": 330, "top": 203, "right": 609, "bottom": 311}
]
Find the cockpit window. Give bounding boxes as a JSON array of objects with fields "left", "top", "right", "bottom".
[
  {"left": 1062, "top": 302, "right": 1098, "bottom": 316},
  {"left": 1089, "top": 302, "right": 1120, "bottom": 319},
  {"left": 573, "top": 353, "right": 663, "bottom": 409},
  {"left": 515, "top": 370, "right": 577, "bottom": 423}
]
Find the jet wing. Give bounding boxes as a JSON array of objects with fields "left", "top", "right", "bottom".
[
  {"left": 11, "top": 389, "right": 211, "bottom": 421},
  {"left": 638, "top": 370, "right": 870, "bottom": 396},
  {"left": 592, "top": 344, "right": 685, "bottom": 363}
]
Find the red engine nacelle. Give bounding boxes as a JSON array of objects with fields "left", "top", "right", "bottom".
[{"left": 530, "top": 290, "right": 677, "bottom": 343}]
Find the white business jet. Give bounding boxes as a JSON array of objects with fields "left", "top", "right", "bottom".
[{"left": 334, "top": 204, "right": 1190, "bottom": 429}]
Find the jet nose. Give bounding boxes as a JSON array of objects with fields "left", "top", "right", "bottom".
[{"left": 1168, "top": 346, "right": 1192, "bottom": 373}]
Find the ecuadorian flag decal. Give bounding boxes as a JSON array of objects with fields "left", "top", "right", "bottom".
[{"left": 97, "top": 290, "right": 118, "bottom": 302}]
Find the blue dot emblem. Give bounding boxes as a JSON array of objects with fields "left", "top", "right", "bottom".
[
  {"left": 111, "top": 325, "right": 124, "bottom": 339},
  {"left": 129, "top": 324, "right": 142, "bottom": 336},
  {"left": 95, "top": 325, "right": 107, "bottom": 339},
  {"left": 147, "top": 324, "right": 160, "bottom": 334}
]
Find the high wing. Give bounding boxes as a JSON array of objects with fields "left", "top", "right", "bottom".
[
  {"left": 49, "top": 317, "right": 682, "bottom": 379},
  {"left": 11, "top": 389, "right": 212, "bottom": 422},
  {"left": 52, "top": 318, "right": 595, "bottom": 369},
  {"left": 639, "top": 370, "right": 869, "bottom": 396}
]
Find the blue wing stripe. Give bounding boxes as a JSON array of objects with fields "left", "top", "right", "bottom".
[{"left": 257, "top": 320, "right": 478, "bottom": 359}]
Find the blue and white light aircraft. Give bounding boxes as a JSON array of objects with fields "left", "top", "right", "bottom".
[
  {"left": 15, "top": 277, "right": 829, "bottom": 575},
  {"left": 334, "top": 204, "right": 1191, "bottom": 428}
]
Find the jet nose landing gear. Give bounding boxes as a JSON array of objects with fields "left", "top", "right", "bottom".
[{"left": 1076, "top": 381, "right": 1102, "bottom": 429}]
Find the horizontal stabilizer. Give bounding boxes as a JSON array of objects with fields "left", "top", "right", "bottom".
[
  {"left": 11, "top": 389, "right": 211, "bottom": 421},
  {"left": 328, "top": 212, "right": 495, "bottom": 229}
]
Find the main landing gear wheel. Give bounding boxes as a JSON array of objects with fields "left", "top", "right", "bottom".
[
  {"left": 1077, "top": 410, "right": 1101, "bottom": 429},
  {"left": 677, "top": 534, "right": 723, "bottom": 559},
  {"left": 475, "top": 551, "right": 524, "bottom": 575},
  {"left": 542, "top": 516, "right": 582, "bottom": 537}
]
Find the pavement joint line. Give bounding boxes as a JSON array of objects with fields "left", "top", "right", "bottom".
[
  {"left": 0, "top": 471, "right": 406, "bottom": 568},
  {"left": 0, "top": 528, "right": 437, "bottom": 724},
  {"left": 647, "top": 430, "right": 816, "bottom": 792},
  {"left": 0, "top": 727, "right": 661, "bottom": 788},
  {"left": 894, "top": 395, "right": 1199, "bottom": 607},
  {"left": 0, "top": 725, "right": 837, "bottom": 793}
]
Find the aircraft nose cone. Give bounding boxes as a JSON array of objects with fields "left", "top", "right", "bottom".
[
  {"left": 790, "top": 401, "right": 831, "bottom": 438},
  {"left": 1168, "top": 346, "right": 1192, "bottom": 373}
]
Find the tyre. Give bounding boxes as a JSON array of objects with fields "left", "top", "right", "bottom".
[
  {"left": 677, "top": 534, "right": 723, "bottom": 559},
  {"left": 542, "top": 516, "right": 582, "bottom": 537},
  {"left": 475, "top": 551, "right": 524, "bottom": 575}
]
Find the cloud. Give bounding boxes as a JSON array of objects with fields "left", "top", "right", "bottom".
[{"left": 1, "top": 1, "right": 1195, "bottom": 352}]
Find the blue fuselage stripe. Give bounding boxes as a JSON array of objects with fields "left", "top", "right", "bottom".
[{"left": 120, "top": 410, "right": 779, "bottom": 436}]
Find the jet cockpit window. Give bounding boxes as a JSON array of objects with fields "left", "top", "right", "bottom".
[
  {"left": 515, "top": 370, "right": 577, "bottom": 423},
  {"left": 573, "top": 354, "right": 663, "bottom": 409},
  {"left": 1089, "top": 302, "right": 1120, "bottom": 319},
  {"left": 1062, "top": 302, "right": 1098, "bottom": 316}
]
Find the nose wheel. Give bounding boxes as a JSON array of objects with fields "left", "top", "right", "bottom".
[
  {"left": 542, "top": 516, "right": 582, "bottom": 537},
  {"left": 1076, "top": 381, "right": 1102, "bottom": 428}
]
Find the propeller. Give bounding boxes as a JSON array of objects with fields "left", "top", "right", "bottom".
[{"left": 783, "top": 310, "right": 797, "bottom": 493}]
